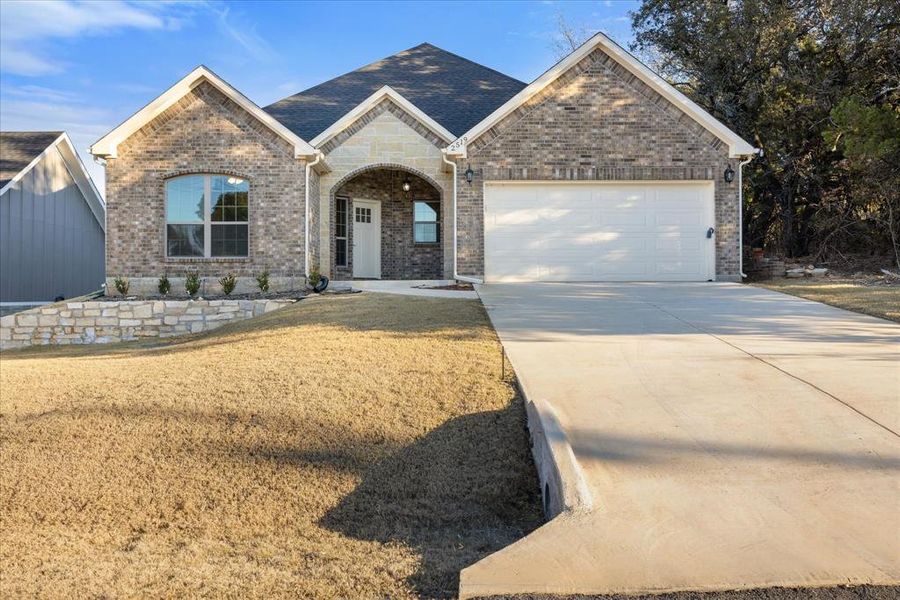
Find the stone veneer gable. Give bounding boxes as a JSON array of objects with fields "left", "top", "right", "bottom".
[
  {"left": 456, "top": 46, "right": 741, "bottom": 280},
  {"left": 106, "top": 81, "right": 308, "bottom": 281}
]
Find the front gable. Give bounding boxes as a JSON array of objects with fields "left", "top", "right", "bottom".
[{"left": 448, "top": 32, "right": 755, "bottom": 158}]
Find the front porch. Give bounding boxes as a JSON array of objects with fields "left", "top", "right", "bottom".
[{"left": 329, "top": 166, "right": 446, "bottom": 280}]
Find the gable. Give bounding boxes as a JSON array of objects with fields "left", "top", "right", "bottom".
[
  {"left": 448, "top": 32, "right": 755, "bottom": 158},
  {"left": 91, "top": 66, "right": 316, "bottom": 159},
  {"left": 314, "top": 88, "right": 453, "bottom": 154},
  {"left": 117, "top": 81, "right": 297, "bottom": 161}
]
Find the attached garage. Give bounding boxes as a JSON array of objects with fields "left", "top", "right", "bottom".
[{"left": 483, "top": 182, "right": 716, "bottom": 282}]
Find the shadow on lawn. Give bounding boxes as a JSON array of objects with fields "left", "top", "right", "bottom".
[{"left": 320, "top": 396, "right": 544, "bottom": 599}]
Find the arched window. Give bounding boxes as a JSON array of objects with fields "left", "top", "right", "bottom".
[{"left": 165, "top": 174, "right": 248, "bottom": 257}]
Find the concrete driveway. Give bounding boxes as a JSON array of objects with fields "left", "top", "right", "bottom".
[{"left": 461, "top": 283, "right": 900, "bottom": 598}]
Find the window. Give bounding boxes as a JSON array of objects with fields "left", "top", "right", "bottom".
[
  {"left": 166, "top": 174, "right": 248, "bottom": 258},
  {"left": 335, "top": 197, "right": 348, "bottom": 267},
  {"left": 414, "top": 200, "right": 439, "bottom": 243},
  {"left": 355, "top": 206, "right": 371, "bottom": 223}
]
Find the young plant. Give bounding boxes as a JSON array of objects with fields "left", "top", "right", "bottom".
[
  {"left": 158, "top": 274, "right": 171, "bottom": 296},
  {"left": 256, "top": 268, "right": 270, "bottom": 293},
  {"left": 219, "top": 273, "right": 237, "bottom": 296},
  {"left": 307, "top": 265, "right": 321, "bottom": 289},
  {"left": 185, "top": 272, "right": 202, "bottom": 297},
  {"left": 113, "top": 276, "right": 130, "bottom": 296}
]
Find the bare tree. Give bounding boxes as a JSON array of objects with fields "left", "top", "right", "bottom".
[{"left": 552, "top": 11, "right": 590, "bottom": 58}]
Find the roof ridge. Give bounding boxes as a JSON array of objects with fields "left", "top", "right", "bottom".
[{"left": 409, "top": 43, "right": 527, "bottom": 86}]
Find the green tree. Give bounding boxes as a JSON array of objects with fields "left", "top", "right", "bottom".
[{"left": 631, "top": 0, "right": 899, "bottom": 263}]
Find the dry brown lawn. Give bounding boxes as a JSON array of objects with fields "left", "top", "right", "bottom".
[
  {"left": 753, "top": 279, "right": 900, "bottom": 323},
  {"left": 0, "top": 293, "right": 542, "bottom": 599}
]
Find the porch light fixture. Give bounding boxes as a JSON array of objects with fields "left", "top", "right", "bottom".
[
  {"left": 723, "top": 164, "right": 735, "bottom": 183},
  {"left": 464, "top": 164, "right": 475, "bottom": 184},
  {"left": 402, "top": 178, "right": 411, "bottom": 192}
]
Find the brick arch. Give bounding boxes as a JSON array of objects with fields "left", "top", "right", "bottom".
[{"left": 330, "top": 163, "right": 443, "bottom": 200}]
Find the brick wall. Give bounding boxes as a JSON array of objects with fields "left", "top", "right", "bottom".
[
  {"left": 457, "top": 46, "right": 741, "bottom": 280},
  {"left": 333, "top": 169, "right": 442, "bottom": 279},
  {"left": 106, "top": 81, "right": 308, "bottom": 281}
]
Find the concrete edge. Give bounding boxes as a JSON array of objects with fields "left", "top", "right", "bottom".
[{"left": 525, "top": 395, "right": 594, "bottom": 517}]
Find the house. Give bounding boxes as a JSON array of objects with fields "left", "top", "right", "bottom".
[
  {"left": 1, "top": 131, "right": 106, "bottom": 308},
  {"left": 90, "top": 32, "right": 756, "bottom": 294}
]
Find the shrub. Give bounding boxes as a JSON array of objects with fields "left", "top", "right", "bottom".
[
  {"left": 113, "top": 276, "right": 130, "bottom": 296},
  {"left": 185, "top": 272, "right": 202, "bottom": 297},
  {"left": 256, "top": 269, "right": 270, "bottom": 293},
  {"left": 307, "top": 265, "right": 321, "bottom": 289},
  {"left": 158, "top": 274, "right": 171, "bottom": 296},
  {"left": 219, "top": 273, "right": 237, "bottom": 296}
]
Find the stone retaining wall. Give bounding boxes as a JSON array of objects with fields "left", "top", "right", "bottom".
[{"left": 0, "top": 299, "right": 294, "bottom": 350}]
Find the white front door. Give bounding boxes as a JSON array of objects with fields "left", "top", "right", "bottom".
[
  {"left": 352, "top": 199, "right": 381, "bottom": 278},
  {"left": 484, "top": 181, "right": 716, "bottom": 282}
]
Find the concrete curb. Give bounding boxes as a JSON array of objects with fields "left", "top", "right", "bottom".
[{"left": 524, "top": 395, "right": 594, "bottom": 517}]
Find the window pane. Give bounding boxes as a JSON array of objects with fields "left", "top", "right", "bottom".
[
  {"left": 414, "top": 223, "right": 438, "bottom": 243},
  {"left": 167, "top": 224, "right": 204, "bottom": 256},
  {"left": 335, "top": 198, "right": 347, "bottom": 238},
  {"left": 335, "top": 238, "right": 347, "bottom": 267},
  {"left": 211, "top": 224, "right": 249, "bottom": 257},
  {"left": 211, "top": 176, "right": 248, "bottom": 222},
  {"left": 414, "top": 201, "right": 438, "bottom": 222},
  {"left": 166, "top": 176, "right": 204, "bottom": 222}
]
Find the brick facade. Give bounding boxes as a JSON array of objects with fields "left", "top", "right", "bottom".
[
  {"left": 455, "top": 47, "right": 741, "bottom": 280},
  {"left": 332, "top": 169, "right": 442, "bottom": 279},
  {"left": 104, "top": 45, "right": 744, "bottom": 284},
  {"left": 105, "top": 81, "right": 309, "bottom": 281}
]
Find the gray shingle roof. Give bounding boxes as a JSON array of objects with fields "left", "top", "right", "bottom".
[
  {"left": 0, "top": 131, "right": 64, "bottom": 189},
  {"left": 264, "top": 43, "right": 526, "bottom": 141}
]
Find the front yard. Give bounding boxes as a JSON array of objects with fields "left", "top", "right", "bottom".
[
  {"left": 753, "top": 278, "right": 900, "bottom": 323},
  {"left": 0, "top": 293, "right": 542, "bottom": 598}
]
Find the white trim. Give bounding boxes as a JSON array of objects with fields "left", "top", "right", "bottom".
[
  {"left": 0, "top": 301, "right": 50, "bottom": 307},
  {"left": 90, "top": 66, "right": 317, "bottom": 159},
  {"left": 0, "top": 132, "right": 106, "bottom": 231},
  {"left": 310, "top": 85, "right": 455, "bottom": 148},
  {"left": 304, "top": 151, "right": 324, "bottom": 276},
  {"left": 441, "top": 150, "right": 483, "bottom": 284},
  {"left": 446, "top": 32, "right": 756, "bottom": 159}
]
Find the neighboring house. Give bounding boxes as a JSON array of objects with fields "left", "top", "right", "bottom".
[
  {"left": 90, "top": 33, "right": 756, "bottom": 292},
  {"left": 1, "top": 131, "right": 106, "bottom": 308}
]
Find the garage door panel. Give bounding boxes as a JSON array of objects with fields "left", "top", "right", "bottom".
[{"left": 484, "top": 182, "right": 715, "bottom": 282}]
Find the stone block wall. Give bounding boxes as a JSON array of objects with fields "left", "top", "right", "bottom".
[{"left": 0, "top": 299, "right": 293, "bottom": 350}]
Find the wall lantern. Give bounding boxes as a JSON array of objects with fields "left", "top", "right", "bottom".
[
  {"left": 723, "top": 164, "right": 735, "bottom": 183},
  {"left": 464, "top": 165, "right": 475, "bottom": 184},
  {"left": 401, "top": 178, "right": 411, "bottom": 192}
]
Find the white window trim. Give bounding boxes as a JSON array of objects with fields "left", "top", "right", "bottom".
[{"left": 165, "top": 174, "right": 250, "bottom": 259}]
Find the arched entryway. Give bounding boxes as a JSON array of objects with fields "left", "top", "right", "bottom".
[{"left": 331, "top": 165, "right": 443, "bottom": 280}]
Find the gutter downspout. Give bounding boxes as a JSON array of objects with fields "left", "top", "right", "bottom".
[
  {"left": 442, "top": 150, "right": 483, "bottom": 284},
  {"left": 737, "top": 150, "right": 760, "bottom": 279},
  {"left": 304, "top": 151, "right": 324, "bottom": 278}
]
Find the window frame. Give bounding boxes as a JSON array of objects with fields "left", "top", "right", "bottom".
[
  {"left": 164, "top": 174, "right": 250, "bottom": 259},
  {"left": 335, "top": 195, "right": 348, "bottom": 267},
  {"left": 413, "top": 199, "right": 440, "bottom": 244}
]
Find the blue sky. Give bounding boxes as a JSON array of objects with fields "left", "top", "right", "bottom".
[{"left": 0, "top": 0, "right": 639, "bottom": 195}]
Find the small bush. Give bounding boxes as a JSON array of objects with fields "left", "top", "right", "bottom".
[
  {"left": 113, "top": 276, "right": 130, "bottom": 296},
  {"left": 256, "top": 269, "right": 270, "bottom": 293},
  {"left": 185, "top": 272, "right": 202, "bottom": 297},
  {"left": 307, "top": 265, "right": 321, "bottom": 289},
  {"left": 219, "top": 273, "right": 237, "bottom": 296},
  {"left": 158, "top": 274, "right": 171, "bottom": 296}
]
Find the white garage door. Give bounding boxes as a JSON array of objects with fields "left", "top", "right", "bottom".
[{"left": 484, "top": 182, "right": 716, "bottom": 282}]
